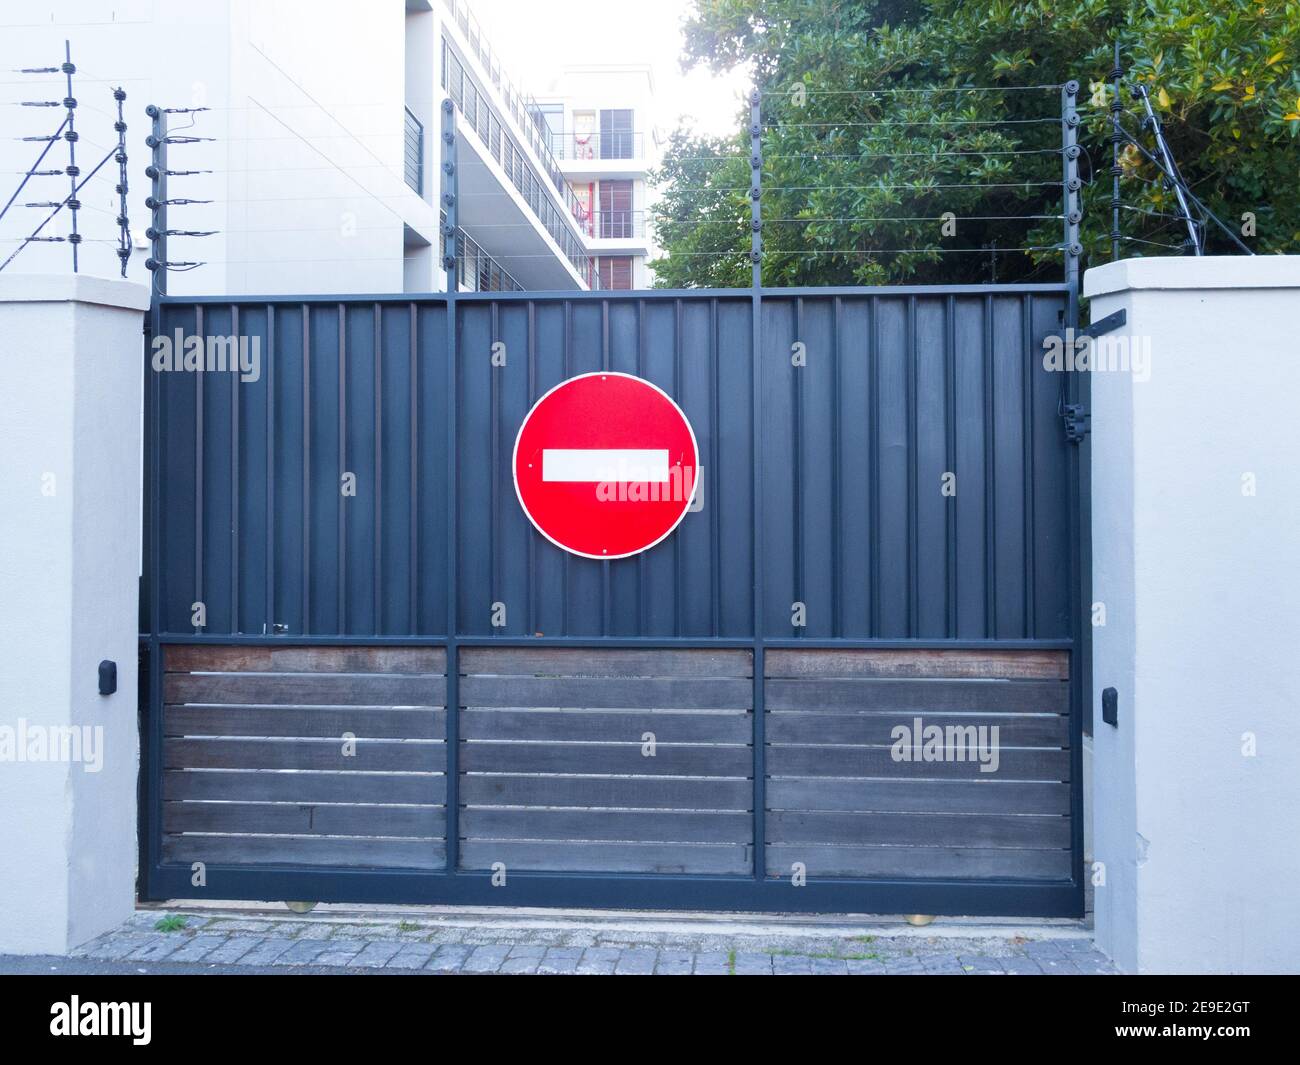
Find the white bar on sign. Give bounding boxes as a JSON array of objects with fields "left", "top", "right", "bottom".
[{"left": 542, "top": 448, "right": 669, "bottom": 483}]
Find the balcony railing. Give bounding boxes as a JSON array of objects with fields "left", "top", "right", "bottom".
[
  {"left": 404, "top": 107, "right": 424, "bottom": 195},
  {"left": 440, "top": 213, "right": 523, "bottom": 293},
  {"left": 552, "top": 131, "right": 645, "bottom": 162},
  {"left": 441, "top": 36, "right": 596, "bottom": 285},
  {"left": 441, "top": 1, "right": 581, "bottom": 214},
  {"left": 582, "top": 210, "right": 646, "bottom": 239}
]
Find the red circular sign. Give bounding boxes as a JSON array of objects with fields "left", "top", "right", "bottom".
[{"left": 513, "top": 372, "right": 699, "bottom": 559}]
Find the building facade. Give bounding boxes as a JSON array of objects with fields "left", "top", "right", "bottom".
[{"left": 0, "top": 0, "right": 658, "bottom": 295}]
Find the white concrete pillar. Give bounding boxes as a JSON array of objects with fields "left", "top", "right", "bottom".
[
  {"left": 1084, "top": 256, "right": 1300, "bottom": 974},
  {"left": 0, "top": 275, "right": 149, "bottom": 954}
]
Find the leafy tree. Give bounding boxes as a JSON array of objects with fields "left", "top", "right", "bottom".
[{"left": 650, "top": 0, "right": 1300, "bottom": 287}]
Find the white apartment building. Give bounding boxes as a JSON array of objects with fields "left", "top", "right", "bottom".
[
  {"left": 532, "top": 65, "right": 661, "bottom": 290},
  {"left": 0, "top": 0, "right": 659, "bottom": 295}
]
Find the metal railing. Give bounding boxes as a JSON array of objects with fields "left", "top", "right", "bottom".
[
  {"left": 441, "top": 1, "right": 577, "bottom": 209},
  {"left": 439, "top": 212, "right": 523, "bottom": 292},
  {"left": 404, "top": 107, "right": 424, "bottom": 195},
  {"left": 551, "top": 130, "right": 645, "bottom": 162},
  {"left": 584, "top": 209, "right": 646, "bottom": 239},
  {"left": 441, "top": 36, "right": 596, "bottom": 284}
]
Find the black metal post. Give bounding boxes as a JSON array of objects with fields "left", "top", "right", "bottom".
[
  {"left": 441, "top": 98, "right": 458, "bottom": 292},
  {"left": 61, "top": 40, "right": 80, "bottom": 272},
  {"left": 1061, "top": 81, "right": 1081, "bottom": 299},
  {"left": 1110, "top": 42, "right": 1123, "bottom": 261},
  {"left": 113, "top": 88, "right": 130, "bottom": 277},
  {"left": 145, "top": 104, "right": 167, "bottom": 295},
  {"left": 1133, "top": 83, "right": 1201, "bottom": 255},
  {"left": 748, "top": 86, "right": 766, "bottom": 885}
]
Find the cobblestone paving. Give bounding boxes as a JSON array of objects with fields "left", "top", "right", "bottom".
[{"left": 68, "top": 911, "right": 1118, "bottom": 974}]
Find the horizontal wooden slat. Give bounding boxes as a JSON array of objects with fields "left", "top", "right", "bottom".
[
  {"left": 164, "top": 802, "right": 446, "bottom": 838},
  {"left": 459, "top": 676, "right": 751, "bottom": 710},
  {"left": 765, "top": 844, "right": 1071, "bottom": 881},
  {"left": 460, "top": 741, "right": 751, "bottom": 776},
  {"left": 766, "top": 711, "right": 1065, "bottom": 748},
  {"left": 164, "top": 738, "right": 443, "bottom": 772},
  {"left": 165, "top": 705, "right": 446, "bottom": 739},
  {"left": 164, "top": 770, "right": 445, "bottom": 805},
  {"left": 764, "top": 649, "right": 1068, "bottom": 681},
  {"left": 461, "top": 808, "right": 750, "bottom": 844},
  {"left": 460, "top": 774, "right": 751, "bottom": 810},
  {"left": 764, "top": 678, "right": 1067, "bottom": 713},
  {"left": 767, "top": 811, "right": 1069, "bottom": 848},
  {"left": 766, "top": 778, "right": 1068, "bottom": 815},
  {"left": 459, "top": 648, "right": 752, "bottom": 678},
  {"left": 461, "top": 709, "right": 750, "bottom": 744},
  {"left": 766, "top": 745, "right": 1068, "bottom": 780},
  {"left": 163, "top": 834, "right": 444, "bottom": 870},
  {"left": 459, "top": 840, "right": 750, "bottom": 875},
  {"left": 166, "top": 646, "right": 447, "bottom": 674},
  {"left": 165, "top": 673, "right": 446, "bottom": 707}
]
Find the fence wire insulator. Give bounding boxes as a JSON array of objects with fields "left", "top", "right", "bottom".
[
  {"left": 113, "top": 85, "right": 131, "bottom": 276},
  {"left": 59, "top": 40, "right": 79, "bottom": 271}
]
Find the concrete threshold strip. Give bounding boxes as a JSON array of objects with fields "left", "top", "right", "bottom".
[{"left": 139, "top": 899, "right": 1093, "bottom": 944}]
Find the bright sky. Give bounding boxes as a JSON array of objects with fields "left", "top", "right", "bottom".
[{"left": 472, "top": 0, "right": 752, "bottom": 139}]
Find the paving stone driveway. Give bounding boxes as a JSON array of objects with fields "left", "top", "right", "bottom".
[{"left": 70, "top": 911, "right": 1118, "bottom": 975}]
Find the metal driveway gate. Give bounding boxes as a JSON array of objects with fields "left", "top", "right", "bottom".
[{"left": 140, "top": 283, "right": 1086, "bottom": 916}]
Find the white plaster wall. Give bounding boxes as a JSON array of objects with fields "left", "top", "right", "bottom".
[
  {"left": 0, "top": 275, "right": 147, "bottom": 954},
  {"left": 0, "top": 1, "right": 440, "bottom": 295},
  {"left": 1085, "top": 256, "right": 1300, "bottom": 974}
]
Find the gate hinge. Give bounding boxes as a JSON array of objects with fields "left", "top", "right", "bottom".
[
  {"left": 1062, "top": 402, "right": 1089, "bottom": 443},
  {"left": 1086, "top": 307, "right": 1126, "bottom": 339}
]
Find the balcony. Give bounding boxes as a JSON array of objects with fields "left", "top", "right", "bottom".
[
  {"left": 551, "top": 131, "right": 645, "bottom": 163},
  {"left": 575, "top": 209, "right": 647, "bottom": 239},
  {"left": 442, "top": 35, "right": 596, "bottom": 287}
]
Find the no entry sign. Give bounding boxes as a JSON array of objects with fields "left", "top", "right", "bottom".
[{"left": 512, "top": 372, "right": 699, "bottom": 559}]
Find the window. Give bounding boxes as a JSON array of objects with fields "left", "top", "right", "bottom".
[
  {"left": 599, "top": 180, "right": 633, "bottom": 238},
  {"left": 598, "top": 255, "right": 633, "bottom": 290},
  {"left": 600, "top": 109, "right": 634, "bottom": 160}
]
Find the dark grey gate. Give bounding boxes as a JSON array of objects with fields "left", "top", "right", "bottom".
[{"left": 139, "top": 282, "right": 1086, "bottom": 916}]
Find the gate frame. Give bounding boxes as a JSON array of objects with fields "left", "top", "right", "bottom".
[
  {"left": 138, "top": 81, "right": 1088, "bottom": 916},
  {"left": 139, "top": 280, "right": 1086, "bottom": 918}
]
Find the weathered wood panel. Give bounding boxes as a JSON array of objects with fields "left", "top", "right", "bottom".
[
  {"left": 461, "top": 708, "right": 750, "bottom": 744},
  {"left": 165, "top": 705, "right": 446, "bottom": 740},
  {"left": 460, "top": 647, "right": 752, "bottom": 678},
  {"left": 765, "top": 844, "right": 1071, "bottom": 880},
  {"left": 164, "top": 801, "right": 446, "bottom": 838},
  {"left": 762, "top": 648, "right": 1073, "bottom": 882},
  {"left": 163, "top": 835, "right": 445, "bottom": 870},
  {"left": 461, "top": 808, "right": 751, "bottom": 844},
  {"left": 165, "top": 646, "right": 447, "bottom": 674},
  {"left": 165, "top": 769, "right": 445, "bottom": 805},
  {"left": 766, "top": 711, "right": 1066, "bottom": 748},
  {"left": 165, "top": 737, "right": 444, "bottom": 772},
  {"left": 766, "top": 778, "right": 1068, "bottom": 815},
  {"left": 766, "top": 745, "right": 1068, "bottom": 779},
  {"left": 458, "top": 648, "right": 755, "bottom": 875},
  {"left": 459, "top": 675, "right": 751, "bottom": 710},
  {"left": 765, "top": 648, "right": 1068, "bottom": 681},
  {"left": 162, "top": 646, "right": 448, "bottom": 871},
  {"left": 459, "top": 840, "right": 751, "bottom": 875},
  {"left": 765, "top": 677, "right": 1067, "bottom": 713},
  {"left": 461, "top": 741, "right": 750, "bottom": 776},
  {"left": 459, "top": 774, "right": 750, "bottom": 811},
  {"left": 767, "top": 810, "right": 1070, "bottom": 848},
  {"left": 164, "top": 672, "right": 446, "bottom": 707}
]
